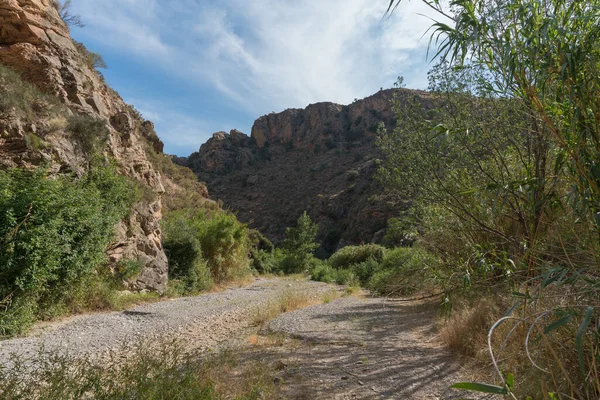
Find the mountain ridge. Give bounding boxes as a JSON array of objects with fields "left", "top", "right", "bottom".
[{"left": 176, "top": 88, "right": 431, "bottom": 253}]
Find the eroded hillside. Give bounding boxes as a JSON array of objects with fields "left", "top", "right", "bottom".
[
  {"left": 176, "top": 89, "right": 430, "bottom": 254},
  {"left": 0, "top": 0, "right": 212, "bottom": 292}
]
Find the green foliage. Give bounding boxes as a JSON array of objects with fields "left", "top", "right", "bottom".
[
  {"left": 250, "top": 249, "right": 282, "bottom": 274},
  {"left": 333, "top": 269, "right": 359, "bottom": 286},
  {"left": 385, "top": 0, "right": 600, "bottom": 395},
  {"left": 310, "top": 262, "right": 336, "bottom": 283},
  {"left": 162, "top": 209, "right": 250, "bottom": 288},
  {"left": 0, "top": 165, "right": 137, "bottom": 336},
  {"left": 280, "top": 212, "right": 320, "bottom": 273},
  {"left": 367, "top": 247, "right": 438, "bottom": 296},
  {"left": 142, "top": 144, "right": 213, "bottom": 212},
  {"left": 68, "top": 114, "right": 110, "bottom": 156},
  {"left": 328, "top": 244, "right": 386, "bottom": 270},
  {"left": 344, "top": 128, "right": 364, "bottom": 142},
  {"left": 383, "top": 213, "right": 418, "bottom": 247},
  {"left": 115, "top": 258, "right": 144, "bottom": 281},
  {"left": 346, "top": 170, "right": 359, "bottom": 181},
  {"left": 24, "top": 133, "right": 44, "bottom": 151},
  {"left": 350, "top": 257, "right": 381, "bottom": 286}
]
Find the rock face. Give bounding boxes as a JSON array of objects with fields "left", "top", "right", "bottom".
[
  {"left": 177, "top": 89, "right": 428, "bottom": 254},
  {"left": 0, "top": 0, "right": 204, "bottom": 292}
]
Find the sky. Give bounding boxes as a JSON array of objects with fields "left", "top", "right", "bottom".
[{"left": 69, "top": 0, "right": 441, "bottom": 156}]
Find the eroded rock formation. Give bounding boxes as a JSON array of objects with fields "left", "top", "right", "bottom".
[
  {"left": 177, "top": 89, "right": 427, "bottom": 254},
  {"left": 0, "top": 0, "right": 204, "bottom": 292}
]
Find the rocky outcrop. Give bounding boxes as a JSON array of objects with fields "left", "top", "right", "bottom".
[
  {"left": 177, "top": 129, "right": 255, "bottom": 174},
  {"left": 177, "top": 89, "right": 427, "bottom": 254},
  {"left": 0, "top": 0, "right": 204, "bottom": 292}
]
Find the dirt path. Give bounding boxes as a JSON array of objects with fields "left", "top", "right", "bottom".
[
  {"left": 242, "top": 295, "right": 492, "bottom": 400},
  {"left": 0, "top": 278, "right": 490, "bottom": 399},
  {"left": 0, "top": 278, "right": 335, "bottom": 367}
]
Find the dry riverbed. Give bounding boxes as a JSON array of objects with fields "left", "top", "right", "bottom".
[{"left": 0, "top": 277, "right": 491, "bottom": 399}]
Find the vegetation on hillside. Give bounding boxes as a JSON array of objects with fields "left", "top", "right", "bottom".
[
  {"left": 0, "top": 162, "right": 138, "bottom": 336},
  {"left": 162, "top": 209, "right": 251, "bottom": 294},
  {"left": 377, "top": 0, "right": 600, "bottom": 397}
]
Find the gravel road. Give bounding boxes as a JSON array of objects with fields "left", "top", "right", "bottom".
[
  {"left": 250, "top": 296, "right": 496, "bottom": 400},
  {"left": 0, "top": 277, "right": 335, "bottom": 368},
  {"left": 1, "top": 278, "right": 493, "bottom": 399}
]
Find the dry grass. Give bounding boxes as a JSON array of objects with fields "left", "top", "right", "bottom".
[
  {"left": 439, "top": 291, "right": 600, "bottom": 398},
  {"left": 252, "top": 289, "right": 321, "bottom": 327},
  {"left": 0, "top": 340, "right": 279, "bottom": 400},
  {"left": 46, "top": 116, "right": 68, "bottom": 133},
  {"left": 439, "top": 298, "right": 500, "bottom": 358}
]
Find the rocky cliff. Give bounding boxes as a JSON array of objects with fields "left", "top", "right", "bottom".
[
  {"left": 0, "top": 0, "right": 208, "bottom": 292},
  {"left": 176, "top": 89, "right": 428, "bottom": 254}
]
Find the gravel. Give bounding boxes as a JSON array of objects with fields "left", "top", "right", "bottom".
[
  {"left": 0, "top": 277, "right": 334, "bottom": 368},
  {"left": 259, "top": 296, "right": 497, "bottom": 399}
]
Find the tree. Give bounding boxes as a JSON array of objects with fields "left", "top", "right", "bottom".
[
  {"left": 281, "top": 212, "right": 319, "bottom": 273},
  {"left": 56, "top": 0, "right": 84, "bottom": 28},
  {"left": 385, "top": 0, "right": 600, "bottom": 397}
]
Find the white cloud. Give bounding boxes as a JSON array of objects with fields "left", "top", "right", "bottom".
[
  {"left": 72, "top": 0, "right": 443, "bottom": 112},
  {"left": 70, "top": 0, "right": 451, "bottom": 154}
]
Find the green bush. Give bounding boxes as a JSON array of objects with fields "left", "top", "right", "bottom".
[
  {"left": 329, "top": 244, "right": 386, "bottom": 269},
  {"left": 74, "top": 40, "right": 107, "bottom": 70},
  {"left": 162, "top": 210, "right": 250, "bottom": 287},
  {"left": 368, "top": 247, "right": 438, "bottom": 296},
  {"left": 250, "top": 248, "right": 289, "bottom": 275},
  {"left": 68, "top": 114, "right": 110, "bottom": 156},
  {"left": 310, "top": 262, "right": 359, "bottom": 286},
  {"left": 383, "top": 215, "right": 419, "bottom": 247},
  {"left": 0, "top": 165, "right": 137, "bottom": 336},
  {"left": 334, "top": 269, "right": 359, "bottom": 286},
  {"left": 310, "top": 262, "right": 336, "bottom": 283},
  {"left": 351, "top": 257, "right": 381, "bottom": 286}
]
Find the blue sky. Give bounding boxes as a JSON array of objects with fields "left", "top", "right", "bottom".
[{"left": 69, "top": 0, "right": 439, "bottom": 156}]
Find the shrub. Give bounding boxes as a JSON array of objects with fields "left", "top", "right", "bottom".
[
  {"left": 74, "top": 41, "right": 107, "bottom": 70},
  {"left": 162, "top": 210, "right": 250, "bottom": 286},
  {"left": 0, "top": 165, "right": 137, "bottom": 336},
  {"left": 310, "top": 262, "right": 336, "bottom": 283},
  {"left": 115, "top": 258, "right": 144, "bottom": 281},
  {"left": 383, "top": 215, "right": 419, "bottom": 247},
  {"left": 47, "top": 116, "right": 68, "bottom": 132},
  {"left": 142, "top": 144, "right": 213, "bottom": 212},
  {"left": 351, "top": 257, "right": 381, "bottom": 286},
  {"left": 329, "top": 244, "right": 386, "bottom": 269},
  {"left": 334, "top": 269, "right": 359, "bottom": 286},
  {"left": 68, "top": 114, "right": 110, "bottom": 156},
  {"left": 346, "top": 170, "right": 359, "bottom": 181},
  {"left": 345, "top": 128, "right": 364, "bottom": 142},
  {"left": 258, "top": 147, "right": 272, "bottom": 161},
  {"left": 24, "top": 133, "right": 44, "bottom": 150},
  {"left": 0, "top": 341, "right": 276, "bottom": 399},
  {"left": 369, "top": 247, "right": 438, "bottom": 296}
]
